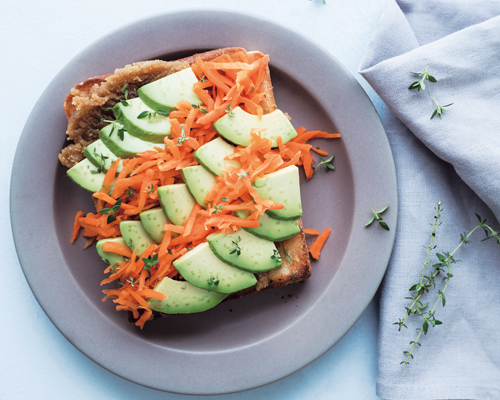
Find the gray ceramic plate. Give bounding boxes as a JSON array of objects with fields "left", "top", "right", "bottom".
[{"left": 11, "top": 10, "right": 397, "bottom": 395}]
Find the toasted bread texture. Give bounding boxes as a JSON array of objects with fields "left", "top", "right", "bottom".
[{"left": 63, "top": 48, "right": 310, "bottom": 320}]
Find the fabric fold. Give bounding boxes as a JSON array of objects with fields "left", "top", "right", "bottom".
[{"left": 358, "top": 1, "right": 500, "bottom": 399}]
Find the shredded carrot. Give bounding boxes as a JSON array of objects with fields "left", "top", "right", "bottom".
[
  {"left": 308, "top": 227, "right": 331, "bottom": 260},
  {"left": 303, "top": 228, "right": 320, "bottom": 235},
  {"left": 102, "top": 242, "right": 133, "bottom": 258},
  {"left": 71, "top": 210, "right": 85, "bottom": 243},
  {"left": 72, "top": 53, "right": 341, "bottom": 328}
]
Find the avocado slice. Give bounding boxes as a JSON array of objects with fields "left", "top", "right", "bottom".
[
  {"left": 99, "top": 124, "right": 161, "bottom": 159},
  {"left": 207, "top": 230, "right": 281, "bottom": 273},
  {"left": 253, "top": 165, "right": 302, "bottom": 220},
  {"left": 120, "top": 221, "right": 156, "bottom": 255},
  {"left": 139, "top": 208, "right": 168, "bottom": 243},
  {"left": 173, "top": 243, "right": 257, "bottom": 294},
  {"left": 112, "top": 97, "right": 171, "bottom": 143},
  {"left": 67, "top": 158, "right": 107, "bottom": 192},
  {"left": 138, "top": 68, "right": 202, "bottom": 112},
  {"left": 213, "top": 106, "right": 297, "bottom": 147},
  {"left": 193, "top": 137, "right": 241, "bottom": 176},
  {"left": 148, "top": 277, "right": 228, "bottom": 314},
  {"left": 181, "top": 165, "right": 218, "bottom": 209},
  {"left": 83, "top": 139, "right": 123, "bottom": 173},
  {"left": 96, "top": 237, "right": 128, "bottom": 266},
  {"left": 157, "top": 184, "right": 196, "bottom": 226},
  {"left": 234, "top": 209, "right": 301, "bottom": 241}
]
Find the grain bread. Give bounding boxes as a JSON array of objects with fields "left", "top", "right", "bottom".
[{"left": 62, "top": 48, "right": 311, "bottom": 319}]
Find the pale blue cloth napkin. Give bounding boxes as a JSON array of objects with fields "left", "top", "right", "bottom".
[{"left": 359, "top": 1, "right": 500, "bottom": 399}]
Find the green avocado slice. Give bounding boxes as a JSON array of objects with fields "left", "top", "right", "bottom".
[
  {"left": 193, "top": 137, "right": 241, "bottom": 176},
  {"left": 139, "top": 208, "right": 168, "bottom": 244},
  {"left": 157, "top": 184, "right": 196, "bottom": 226},
  {"left": 96, "top": 237, "right": 128, "bottom": 266},
  {"left": 148, "top": 277, "right": 228, "bottom": 314},
  {"left": 253, "top": 165, "right": 302, "bottom": 220},
  {"left": 173, "top": 243, "right": 257, "bottom": 294},
  {"left": 138, "top": 68, "right": 202, "bottom": 112},
  {"left": 67, "top": 158, "right": 107, "bottom": 192},
  {"left": 83, "top": 139, "right": 123, "bottom": 173},
  {"left": 99, "top": 124, "right": 162, "bottom": 159},
  {"left": 181, "top": 165, "right": 218, "bottom": 209},
  {"left": 213, "top": 106, "right": 297, "bottom": 147},
  {"left": 234, "top": 209, "right": 301, "bottom": 242},
  {"left": 112, "top": 97, "right": 171, "bottom": 143},
  {"left": 207, "top": 230, "right": 282, "bottom": 273},
  {"left": 120, "top": 221, "right": 156, "bottom": 255}
]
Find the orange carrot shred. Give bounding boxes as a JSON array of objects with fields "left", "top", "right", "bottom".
[
  {"left": 71, "top": 210, "right": 85, "bottom": 243},
  {"left": 309, "top": 227, "right": 331, "bottom": 260},
  {"left": 303, "top": 228, "right": 320, "bottom": 235}
]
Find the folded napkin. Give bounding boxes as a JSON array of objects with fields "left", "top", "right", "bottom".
[{"left": 358, "top": 1, "right": 500, "bottom": 399}]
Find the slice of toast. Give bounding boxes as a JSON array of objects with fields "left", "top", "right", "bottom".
[{"left": 62, "top": 48, "right": 311, "bottom": 320}]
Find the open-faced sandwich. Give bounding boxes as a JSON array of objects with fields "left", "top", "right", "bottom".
[{"left": 63, "top": 48, "right": 338, "bottom": 328}]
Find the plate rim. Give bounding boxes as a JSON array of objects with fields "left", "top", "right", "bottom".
[{"left": 10, "top": 9, "right": 397, "bottom": 395}]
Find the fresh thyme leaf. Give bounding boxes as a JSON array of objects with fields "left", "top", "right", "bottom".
[
  {"left": 199, "top": 74, "right": 208, "bottom": 82},
  {"left": 177, "top": 126, "right": 188, "bottom": 146},
  {"left": 212, "top": 205, "right": 224, "bottom": 214},
  {"left": 142, "top": 254, "right": 160, "bottom": 279},
  {"left": 207, "top": 275, "right": 219, "bottom": 292},
  {"left": 126, "top": 276, "right": 137, "bottom": 287},
  {"left": 120, "top": 99, "right": 129, "bottom": 107},
  {"left": 229, "top": 236, "right": 242, "bottom": 256},
  {"left": 271, "top": 249, "right": 282, "bottom": 262},
  {"left": 101, "top": 184, "right": 112, "bottom": 195},
  {"left": 313, "top": 155, "right": 335, "bottom": 174},
  {"left": 225, "top": 105, "right": 235, "bottom": 117},
  {"left": 110, "top": 263, "right": 120, "bottom": 274},
  {"left": 98, "top": 198, "right": 121, "bottom": 224},
  {"left": 221, "top": 197, "right": 228, "bottom": 202},
  {"left": 121, "top": 83, "right": 128, "bottom": 92},
  {"left": 430, "top": 99, "right": 453, "bottom": 119},
  {"left": 283, "top": 248, "right": 291, "bottom": 262},
  {"left": 145, "top": 183, "right": 155, "bottom": 194},
  {"left": 137, "top": 110, "right": 150, "bottom": 119},
  {"left": 237, "top": 171, "right": 250, "bottom": 180},
  {"left": 125, "top": 186, "right": 137, "bottom": 200},
  {"left": 365, "top": 205, "right": 390, "bottom": 230},
  {"left": 409, "top": 66, "right": 436, "bottom": 91}
]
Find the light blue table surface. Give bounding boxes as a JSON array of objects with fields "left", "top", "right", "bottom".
[{"left": 2, "top": 1, "right": 385, "bottom": 398}]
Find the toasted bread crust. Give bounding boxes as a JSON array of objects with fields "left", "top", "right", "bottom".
[
  {"left": 60, "top": 47, "right": 276, "bottom": 168},
  {"left": 64, "top": 48, "right": 310, "bottom": 323}
]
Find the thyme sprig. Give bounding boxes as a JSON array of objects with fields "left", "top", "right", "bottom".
[
  {"left": 101, "top": 118, "right": 125, "bottom": 141},
  {"left": 120, "top": 84, "right": 129, "bottom": 106},
  {"left": 365, "top": 205, "right": 389, "bottom": 230},
  {"left": 313, "top": 155, "right": 335, "bottom": 174},
  {"left": 207, "top": 275, "right": 220, "bottom": 292},
  {"left": 137, "top": 109, "right": 168, "bottom": 120},
  {"left": 98, "top": 198, "right": 122, "bottom": 224},
  {"left": 409, "top": 66, "right": 436, "bottom": 91},
  {"left": 396, "top": 201, "right": 500, "bottom": 364},
  {"left": 430, "top": 98, "right": 453, "bottom": 119},
  {"left": 230, "top": 236, "right": 242, "bottom": 256},
  {"left": 142, "top": 254, "right": 160, "bottom": 279}
]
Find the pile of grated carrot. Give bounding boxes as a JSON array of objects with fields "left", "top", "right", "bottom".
[{"left": 70, "top": 51, "right": 339, "bottom": 328}]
